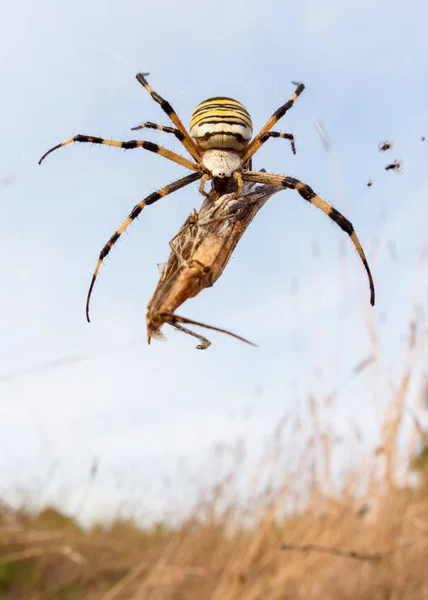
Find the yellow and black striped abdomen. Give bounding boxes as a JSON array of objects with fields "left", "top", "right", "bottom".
[{"left": 190, "top": 97, "right": 253, "bottom": 152}]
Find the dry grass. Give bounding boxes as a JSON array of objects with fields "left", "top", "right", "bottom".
[
  {"left": 1, "top": 466, "right": 428, "bottom": 599},
  {"left": 2, "top": 356, "right": 428, "bottom": 599}
]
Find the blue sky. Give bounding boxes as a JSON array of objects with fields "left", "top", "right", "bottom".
[{"left": 1, "top": 0, "right": 428, "bottom": 523}]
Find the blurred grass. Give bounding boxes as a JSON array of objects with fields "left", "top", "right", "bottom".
[{"left": 1, "top": 357, "right": 428, "bottom": 599}]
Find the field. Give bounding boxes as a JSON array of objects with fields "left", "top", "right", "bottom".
[{"left": 2, "top": 324, "right": 428, "bottom": 599}]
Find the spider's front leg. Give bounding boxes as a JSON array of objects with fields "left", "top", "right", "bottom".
[
  {"left": 38, "top": 134, "right": 199, "bottom": 171},
  {"left": 241, "top": 170, "right": 376, "bottom": 307},
  {"left": 241, "top": 81, "right": 305, "bottom": 164},
  {"left": 259, "top": 131, "right": 297, "bottom": 154},
  {"left": 85, "top": 171, "right": 202, "bottom": 322},
  {"left": 130, "top": 121, "right": 187, "bottom": 144},
  {"left": 135, "top": 72, "right": 202, "bottom": 162}
]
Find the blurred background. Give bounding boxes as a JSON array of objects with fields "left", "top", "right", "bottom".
[{"left": 1, "top": 0, "right": 428, "bottom": 596}]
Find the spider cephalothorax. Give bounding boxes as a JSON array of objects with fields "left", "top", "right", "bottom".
[{"left": 39, "top": 73, "right": 375, "bottom": 322}]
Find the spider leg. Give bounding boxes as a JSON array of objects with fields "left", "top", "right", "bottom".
[
  {"left": 159, "top": 312, "right": 257, "bottom": 347},
  {"left": 241, "top": 170, "right": 375, "bottom": 306},
  {"left": 242, "top": 81, "right": 304, "bottom": 164},
  {"left": 39, "top": 135, "right": 199, "bottom": 171},
  {"left": 86, "top": 172, "right": 202, "bottom": 322},
  {"left": 255, "top": 131, "right": 296, "bottom": 154},
  {"left": 131, "top": 121, "right": 183, "bottom": 141},
  {"left": 135, "top": 73, "right": 202, "bottom": 162}
]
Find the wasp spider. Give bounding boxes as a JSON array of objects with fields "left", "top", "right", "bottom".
[{"left": 39, "top": 72, "right": 375, "bottom": 320}]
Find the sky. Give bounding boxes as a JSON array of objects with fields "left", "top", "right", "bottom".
[{"left": 1, "top": 0, "right": 428, "bottom": 524}]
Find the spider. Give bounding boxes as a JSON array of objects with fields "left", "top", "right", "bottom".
[{"left": 39, "top": 72, "right": 375, "bottom": 320}]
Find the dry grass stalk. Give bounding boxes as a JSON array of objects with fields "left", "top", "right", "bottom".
[
  {"left": 279, "top": 539, "right": 417, "bottom": 561},
  {"left": 0, "top": 544, "right": 85, "bottom": 566}
]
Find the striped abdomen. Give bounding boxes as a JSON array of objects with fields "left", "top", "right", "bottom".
[{"left": 190, "top": 97, "right": 253, "bottom": 152}]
